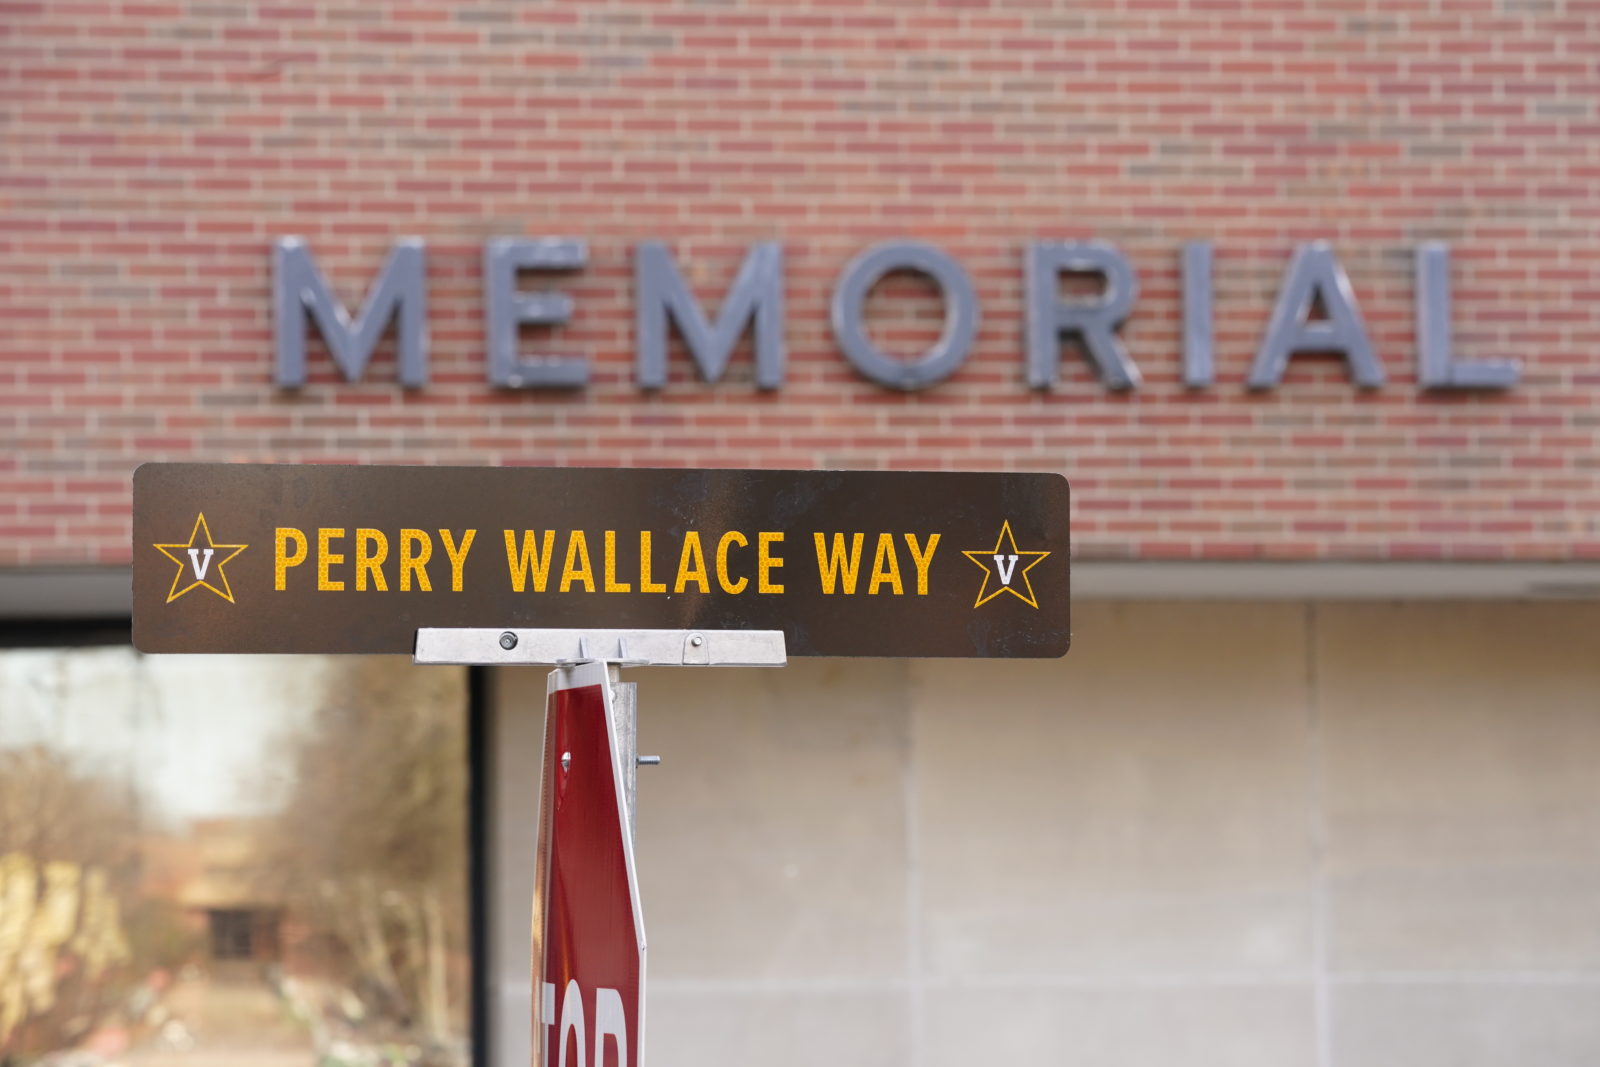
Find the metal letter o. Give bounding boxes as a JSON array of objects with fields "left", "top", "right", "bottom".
[{"left": 830, "top": 241, "right": 980, "bottom": 391}]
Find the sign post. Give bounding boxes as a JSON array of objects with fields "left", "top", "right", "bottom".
[
  {"left": 132, "top": 463, "right": 1069, "bottom": 1067},
  {"left": 413, "top": 628, "right": 787, "bottom": 1067},
  {"left": 535, "top": 660, "right": 645, "bottom": 1067}
]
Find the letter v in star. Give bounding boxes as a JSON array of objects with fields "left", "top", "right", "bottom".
[
  {"left": 962, "top": 520, "right": 1051, "bottom": 609},
  {"left": 153, "top": 513, "right": 248, "bottom": 604}
]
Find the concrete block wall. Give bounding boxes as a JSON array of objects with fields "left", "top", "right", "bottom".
[{"left": 492, "top": 600, "right": 1600, "bottom": 1066}]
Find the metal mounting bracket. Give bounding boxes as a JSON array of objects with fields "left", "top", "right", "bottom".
[
  {"left": 415, "top": 626, "right": 788, "bottom": 842},
  {"left": 412, "top": 627, "right": 788, "bottom": 668}
]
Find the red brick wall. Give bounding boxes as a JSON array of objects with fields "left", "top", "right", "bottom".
[{"left": 5, "top": 0, "right": 1599, "bottom": 566}]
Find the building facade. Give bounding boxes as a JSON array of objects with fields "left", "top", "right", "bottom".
[{"left": 4, "top": 2, "right": 1600, "bottom": 1065}]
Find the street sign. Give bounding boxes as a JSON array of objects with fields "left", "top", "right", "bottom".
[
  {"left": 133, "top": 463, "right": 1070, "bottom": 657},
  {"left": 534, "top": 660, "right": 644, "bottom": 1067}
]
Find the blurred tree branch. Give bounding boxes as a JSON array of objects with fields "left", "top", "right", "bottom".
[{"left": 261, "top": 662, "right": 468, "bottom": 1043}]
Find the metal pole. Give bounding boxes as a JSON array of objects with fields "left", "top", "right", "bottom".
[{"left": 608, "top": 665, "right": 641, "bottom": 841}]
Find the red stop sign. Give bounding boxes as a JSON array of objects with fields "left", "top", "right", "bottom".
[{"left": 534, "top": 660, "right": 646, "bottom": 1067}]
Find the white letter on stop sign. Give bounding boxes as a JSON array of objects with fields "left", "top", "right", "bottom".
[
  {"left": 542, "top": 981, "right": 629, "bottom": 1067},
  {"left": 559, "top": 980, "right": 586, "bottom": 1067},
  {"left": 593, "top": 987, "right": 627, "bottom": 1067}
]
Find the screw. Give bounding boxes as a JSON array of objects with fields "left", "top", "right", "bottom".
[
  {"left": 689, "top": 633, "right": 704, "bottom": 647},
  {"left": 499, "top": 631, "right": 518, "bottom": 650},
  {"left": 638, "top": 755, "right": 661, "bottom": 766},
  {"left": 560, "top": 752, "right": 571, "bottom": 771}
]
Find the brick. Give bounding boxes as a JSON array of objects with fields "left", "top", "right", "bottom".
[{"left": 0, "top": 1, "right": 1597, "bottom": 565}]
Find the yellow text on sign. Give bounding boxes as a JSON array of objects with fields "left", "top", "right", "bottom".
[
  {"left": 503, "top": 530, "right": 787, "bottom": 595},
  {"left": 271, "top": 526, "right": 942, "bottom": 597},
  {"left": 813, "top": 533, "right": 940, "bottom": 595},
  {"left": 275, "top": 527, "right": 476, "bottom": 592}
]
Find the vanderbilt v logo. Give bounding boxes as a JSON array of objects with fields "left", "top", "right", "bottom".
[
  {"left": 187, "top": 547, "right": 216, "bottom": 580},
  {"left": 154, "top": 514, "right": 247, "bottom": 604},
  {"left": 963, "top": 521, "right": 1050, "bottom": 609}
]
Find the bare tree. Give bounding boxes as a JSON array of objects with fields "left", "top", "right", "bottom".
[
  {"left": 262, "top": 662, "right": 469, "bottom": 1047},
  {"left": 0, "top": 747, "right": 138, "bottom": 1058}
]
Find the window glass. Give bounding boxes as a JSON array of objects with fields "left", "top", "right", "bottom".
[{"left": 0, "top": 647, "right": 470, "bottom": 1067}]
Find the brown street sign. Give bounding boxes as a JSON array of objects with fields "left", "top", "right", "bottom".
[{"left": 132, "top": 464, "right": 1070, "bottom": 658}]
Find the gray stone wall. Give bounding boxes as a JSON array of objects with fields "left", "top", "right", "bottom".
[{"left": 491, "top": 600, "right": 1600, "bottom": 1067}]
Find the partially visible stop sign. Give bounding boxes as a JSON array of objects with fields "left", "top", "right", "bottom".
[{"left": 534, "top": 660, "right": 645, "bottom": 1067}]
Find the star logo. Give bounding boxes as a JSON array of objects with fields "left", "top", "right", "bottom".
[
  {"left": 153, "top": 513, "right": 248, "bottom": 604},
  {"left": 962, "top": 520, "right": 1051, "bottom": 609}
]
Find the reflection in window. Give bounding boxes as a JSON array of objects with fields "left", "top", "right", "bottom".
[
  {"left": 206, "top": 909, "right": 279, "bottom": 962},
  {"left": 0, "top": 648, "right": 470, "bottom": 1067}
]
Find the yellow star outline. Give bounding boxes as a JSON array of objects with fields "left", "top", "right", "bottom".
[
  {"left": 962, "top": 520, "right": 1051, "bottom": 609},
  {"left": 153, "top": 513, "right": 248, "bottom": 605}
]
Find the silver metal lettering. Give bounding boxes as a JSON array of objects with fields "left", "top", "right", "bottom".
[
  {"left": 1248, "top": 242, "right": 1384, "bottom": 389},
  {"left": 484, "top": 237, "right": 588, "bottom": 389},
  {"left": 635, "top": 241, "right": 785, "bottom": 389},
  {"left": 830, "top": 241, "right": 979, "bottom": 391},
  {"left": 1181, "top": 241, "right": 1214, "bottom": 388},
  {"left": 1025, "top": 241, "right": 1141, "bottom": 390},
  {"left": 1414, "top": 241, "right": 1518, "bottom": 390},
  {"left": 273, "top": 237, "right": 427, "bottom": 387}
]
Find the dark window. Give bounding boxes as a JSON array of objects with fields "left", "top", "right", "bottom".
[{"left": 209, "top": 908, "right": 256, "bottom": 960}]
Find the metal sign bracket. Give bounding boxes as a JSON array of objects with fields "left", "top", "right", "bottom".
[
  {"left": 414, "top": 626, "right": 788, "bottom": 835},
  {"left": 414, "top": 626, "right": 788, "bottom": 668},
  {"left": 418, "top": 626, "right": 786, "bottom": 1067}
]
